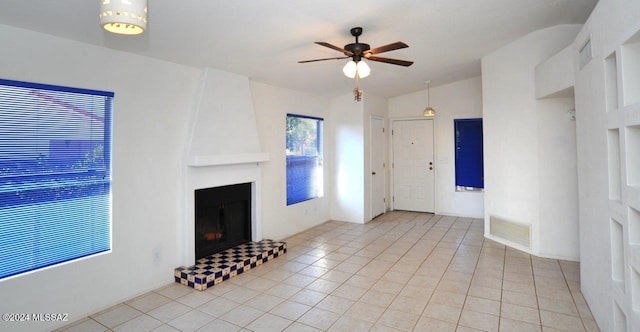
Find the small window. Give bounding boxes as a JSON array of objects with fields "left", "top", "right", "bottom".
[
  {"left": 286, "top": 114, "right": 323, "bottom": 205},
  {"left": 0, "top": 78, "right": 113, "bottom": 279},
  {"left": 454, "top": 118, "right": 484, "bottom": 191}
]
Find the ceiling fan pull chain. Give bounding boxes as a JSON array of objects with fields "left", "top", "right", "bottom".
[{"left": 354, "top": 74, "right": 363, "bottom": 102}]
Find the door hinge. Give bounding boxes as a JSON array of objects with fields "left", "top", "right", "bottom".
[
  {"left": 392, "top": 129, "right": 394, "bottom": 135},
  {"left": 392, "top": 196, "right": 395, "bottom": 202},
  {"left": 384, "top": 198, "right": 386, "bottom": 203},
  {"left": 382, "top": 127, "right": 385, "bottom": 133},
  {"left": 383, "top": 162, "right": 385, "bottom": 168}
]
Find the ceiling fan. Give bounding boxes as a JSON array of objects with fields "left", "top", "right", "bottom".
[{"left": 298, "top": 27, "right": 414, "bottom": 69}]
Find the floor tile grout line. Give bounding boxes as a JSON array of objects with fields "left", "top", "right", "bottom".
[
  {"left": 449, "top": 217, "right": 484, "bottom": 330},
  {"left": 531, "top": 257, "right": 587, "bottom": 330},
  {"left": 89, "top": 302, "right": 145, "bottom": 331},
  {"left": 559, "top": 259, "right": 590, "bottom": 331},
  {"left": 498, "top": 239, "right": 516, "bottom": 331}
]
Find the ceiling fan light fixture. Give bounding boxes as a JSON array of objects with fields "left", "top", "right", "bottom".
[
  {"left": 356, "top": 60, "right": 370, "bottom": 78},
  {"left": 343, "top": 60, "right": 370, "bottom": 79},
  {"left": 343, "top": 60, "right": 357, "bottom": 78},
  {"left": 100, "top": 0, "right": 148, "bottom": 35}
]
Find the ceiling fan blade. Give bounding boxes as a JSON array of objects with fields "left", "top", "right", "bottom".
[
  {"left": 366, "top": 55, "right": 414, "bottom": 67},
  {"left": 298, "top": 56, "right": 350, "bottom": 64},
  {"left": 366, "top": 41, "right": 409, "bottom": 55},
  {"left": 315, "top": 42, "right": 352, "bottom": 55}
]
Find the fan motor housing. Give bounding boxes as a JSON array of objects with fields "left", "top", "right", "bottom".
[{"left": 344, "top": 43, "right": 370, "bottom": 56}]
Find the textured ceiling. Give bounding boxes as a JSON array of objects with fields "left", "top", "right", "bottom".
[{"left": 0, "top": 0, "right": 598, "bottom": 98}]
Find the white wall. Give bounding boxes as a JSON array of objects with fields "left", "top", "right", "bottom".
[
  {"left": 329, "top": 93, "right": 365, "bottom": 223},
  {"left": 251, "top": 82, "right": 332, "bottom": 239},
  {"left": 534, "top": 46, "right": 580, "bottom": 259},
  {"left": 535, "top": 45, "right": 575, "bottom": 99},
  {"left": 388, "top": 77, "right": 484, "bottom": 218},
  {"left": 536, "top": 96, "right": 579, "bottom": 259},
  {"left": 572, "top": 0, "right": 640, "bottom": 329},
  {"left": 0, "top": 25, "right": 200, "bottom": 331},
  {"left": 189, "top": 68, "right": 262, "bottom": 156},
  {"left": 481, "top": 24, "right": 581, "bottom": 260}
]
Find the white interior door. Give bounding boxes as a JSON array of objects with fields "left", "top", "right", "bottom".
[
  {"left": 392, "top": 119, "right": 435, "bottom": 212},
  {"left": 371, "top": 117, "right": 385, "bottom": 218}
]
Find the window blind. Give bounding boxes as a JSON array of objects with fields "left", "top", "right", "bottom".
[
  {"left": 454, "top": 118, "right": 484, "bottom": 189},
  {"left": 0, "top": 78, "right": 113, "bottom": 279}
]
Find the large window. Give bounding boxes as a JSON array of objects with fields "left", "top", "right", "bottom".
[
  {"left": 0, "top": 78, "right": 113, "bottom": 279},
  {"left": 286, "top": 114, "right": 323, "bottom": 205},
  {"left": 454, "top": 118, "right": 484, "bottom": 191}
]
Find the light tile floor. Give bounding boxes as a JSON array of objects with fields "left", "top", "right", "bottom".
[{"left": 57, "top": 212, "right": 600, "bottom": 332}]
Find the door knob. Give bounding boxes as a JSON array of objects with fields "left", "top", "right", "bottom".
[{"left": 372, "top": 172, "right": 376, "bottom": 175}]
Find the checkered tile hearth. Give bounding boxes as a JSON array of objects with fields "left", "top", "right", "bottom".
[{"left": 174, "top": 240, "right": 287, "bottom": 291}]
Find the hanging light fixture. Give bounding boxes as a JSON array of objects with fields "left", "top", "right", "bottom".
[
  {"left": 356, "top": 60, "right": 370, "bottom": 78},
  {"left": 343, "top": 57, "right": 370, "bottom": 102},
  {"left": 99, "top": 0, "right": 148, "bottom": 35},
  {"left": 342, "top": 59, "right": 370, "bottom": 79},
  {"left": 343, "top": 60, "right": 357, "bottom": 78},
  {"left": 423, "top": 81, "right": 436, "bottom": 117}
]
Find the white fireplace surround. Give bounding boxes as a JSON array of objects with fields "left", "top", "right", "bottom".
[
  {"left": 181, "top": 67, "right": 269, "bottom": 266},
  {"left": 182, "top": 157, "right": 268, "bottom": 266}
]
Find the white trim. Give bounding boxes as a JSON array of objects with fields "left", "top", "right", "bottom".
[
  {"left": 187, "top": 153, "right": 270, "bottom": 167},
  {"left": 369, "top": 115, "right": 386, "bottom": 220}
]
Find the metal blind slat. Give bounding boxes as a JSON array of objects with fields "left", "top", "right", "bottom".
[{"left": 0, "top": 79, "right": 113, "bottom": 279}]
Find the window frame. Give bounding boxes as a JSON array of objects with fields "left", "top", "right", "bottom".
[
  {"left": 0, "top": 78, "right": 114, "bottom": 280},
  {"left": 285, "top": 113, "right": 324, "bottom": 205}
]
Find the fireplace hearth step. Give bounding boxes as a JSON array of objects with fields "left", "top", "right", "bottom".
[{"left": 174, "top": 239, "right": 287, "bottom": 291}]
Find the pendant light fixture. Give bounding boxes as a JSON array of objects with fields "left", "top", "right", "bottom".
[
  {"left": 423, "top": 81, "right": 436, "bottom": 117},
  {"left": 99, "top": 0, "right": 148, "bottom": 35}
]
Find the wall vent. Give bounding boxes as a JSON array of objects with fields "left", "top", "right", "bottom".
[
  {"left": 490, "top": 216, "right": 531, "bottom": 248},
  {"left": 579, "top": 36, "right": 593, "bottom": 69}
]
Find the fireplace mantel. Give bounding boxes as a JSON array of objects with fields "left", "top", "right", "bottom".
[{"left": 187, "top": 153, "right": 270, "bottom": 167}]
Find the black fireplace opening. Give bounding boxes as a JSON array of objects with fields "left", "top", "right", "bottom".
[{"left": 195, "top": 183, "right": 251, "bottom": 260}]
